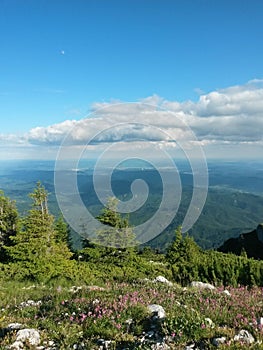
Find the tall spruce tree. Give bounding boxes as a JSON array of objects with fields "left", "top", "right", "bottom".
[
  {"left": 166, "top": 227, "right": 202, "bottom": 285},
  {"left": 7, "top": 182, "right": 73, "bottom": 281},
  {"left": 55, "top": 214, "right": 73, "bottom": 250},
  {"left": 96, "top": 197, "right": 137, "bottom": 250},
  {"left": 0, "top": 191, "right": 19, "bottom": 262}
]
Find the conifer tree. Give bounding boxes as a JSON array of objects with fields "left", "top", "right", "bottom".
[
  {"left": 95, "top": 197, "right": 137, "bottom": 251},
  {"left": 96, "top": 197, "right": 129, "bottom": 229},
  {"left": 166, "top": 227, "right": 202, "bottom": 285},
  {"left": 0, "top": 191, "right": 19, "bottom": 262},
  {"left": 7, "top": 182, "right": 73, "bottom": 281},
  {"left": 55, "top": 214, "right": 73, "bottom": 250}
]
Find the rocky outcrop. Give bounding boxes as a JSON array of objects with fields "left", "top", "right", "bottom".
[
  {"left": 218, "top": 224, "right": 263, "bottom": 259},
  {"left": 256, "top": 223, "right": 263, "bottom": 242}
]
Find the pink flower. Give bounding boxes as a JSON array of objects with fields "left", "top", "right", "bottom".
[{"left": 80, "top": 313, "right": 87, "bottom": 321}]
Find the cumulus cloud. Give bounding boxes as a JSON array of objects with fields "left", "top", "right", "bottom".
[
  {"left": 1, "top": 79, "right": 263, "bottom": 159},
  {"left": 0, "top": 133, "right": 26, "bottom": 144}
]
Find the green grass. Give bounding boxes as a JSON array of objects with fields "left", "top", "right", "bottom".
[{"left": 1, "top": 279, "right": 263, "bottom": 349}]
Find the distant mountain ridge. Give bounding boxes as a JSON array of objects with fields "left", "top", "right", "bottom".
[
  {"left": 218, "top": 224, "right": 263, "bottom": 259},
  {"left": 1, "top": 160, "right": 263, "bottom": 250}
]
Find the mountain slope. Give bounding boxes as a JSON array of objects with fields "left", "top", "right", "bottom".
[{"left": 218, "top": 224, "right": 263, "bottom": 259}]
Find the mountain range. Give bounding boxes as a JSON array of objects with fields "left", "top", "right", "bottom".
[{"left": 0, "top": 159, "right": 263, "bottom": 251}]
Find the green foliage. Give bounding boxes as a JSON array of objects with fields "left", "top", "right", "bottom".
[
  {"left": 96, "top": 197, "right": 128, "bottom": 228},
  {"left": 54, "top": 214, "right": 73, "bottom": 250},
  {"left": 0, "top": 185, "right": 173, "bottom": 284},
  {"left": 5, "top": 182, "right": 74, "bottom": 282},
  {"left": 93, "top": 197, "right": 137, "bottom": 250},
  {"left": 166, "top": 227, "right": 202, "bottom": 285},
  {"left": 0, "top": 190, "right": 19, "bottom": 262},
  {"left": 3, "top": 177, "right": 263, "bottom": 348},
  {"left": 166, "top": 227, "right": 263, "bottom": 287},
  {"left": 163, "top": 306, "right": 210, "bottom": 344},
  {"left": 2, "top": 180, "right": 263, "bottom": 289}
]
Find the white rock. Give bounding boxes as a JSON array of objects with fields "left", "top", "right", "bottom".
[
  {"left": 16, "top": 328, "right": 40, "bottom": 346},
  {"left": 148, "top": 304, "right": 166, "bottom": 319},
  {"left": 10, "top": 340, "right": 24, "bottom": 350},
  {"left": 212, "top": 336, "right": 226, "bottom": 346},
  {"left": 41, "top": 345, "right": 57, "bottom": 350},
  {"left": 234, "top": 329, "right": 254, "bottom": 344},
  {"left": 7, "top": 323, "right": 23, "bottom": 330},
  {"left": 204, "top": 317, "right": 214, "bottom": 328},
  {"left": 222, "top": 289, "right": 231, "bottom": 296},
  {"left": 153, "top": 276, "right": 173, "bottom": 286},
  {"left": 20, "top": 300, "right": 42, "bottom": 308},
  {"left": 151, "top": 343, "right": 170, "bottom": 349},
  {"left": 190, "top": 281, "right": 215, "bottom": 290}
]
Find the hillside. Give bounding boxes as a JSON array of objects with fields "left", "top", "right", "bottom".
[
  {"left": 218, "top": 224, "right": 263, "bottom": 259},
  {"left": 2, "top": 184, "right": 263, "bottom": 348},
  {"left": 1, "top": 160, "right": 263, "bottom": 251}
]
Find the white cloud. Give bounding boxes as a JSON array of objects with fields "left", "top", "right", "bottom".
[
  {"left": 1, "top": 79, "right": 263, "bottom": 159},
  {"left": 0, "top": 133, "right": 26, "bottom": 144}
]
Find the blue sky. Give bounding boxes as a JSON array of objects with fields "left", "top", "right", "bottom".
[{"left": 0, "top": 0, "right": 263, "bottom": 159}]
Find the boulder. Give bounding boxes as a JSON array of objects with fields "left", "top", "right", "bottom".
[
  {"left": 10, "top": 340, "right": 24, "bottom": 350},
  {"left": 16, "top": 328, "right": 41, "bottom": 346},
  {"left": 153, "top": 276, "right": 173, "bottom": 286},
  {"left": 234, "top": 329, "right": 254, "bottom": 344},
  {"left": 148, "top": 304, "right": 166, "bottom": 320},
  {"left": 190, "top": 281, "right": 215, "bottom": 290}
]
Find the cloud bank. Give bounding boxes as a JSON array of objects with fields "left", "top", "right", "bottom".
[{"left": 1, "top": 79, "right": 263, "bottom": 159}]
